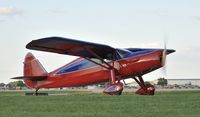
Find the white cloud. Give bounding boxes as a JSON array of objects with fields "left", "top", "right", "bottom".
[{"left": 0, "top": 6, "right": 21, "bottom": 16}]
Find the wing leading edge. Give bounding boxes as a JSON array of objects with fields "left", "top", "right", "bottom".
[{"left": 26, "top": 37, "right": 115, "bottom": 59}]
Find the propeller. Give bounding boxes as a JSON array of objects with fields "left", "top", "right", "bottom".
[{"left": 161, "top": 33, "right": 168, "bottom": 75}]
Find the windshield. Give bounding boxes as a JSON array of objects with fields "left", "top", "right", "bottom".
[{"left": 116, "top": 48, "right": 132, "bottom": 58}]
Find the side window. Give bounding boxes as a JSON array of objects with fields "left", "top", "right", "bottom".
[
  {"left": 57, "top": 59, "right": 97, "bottom": 74},
  {"left": 91, "top": 58, "right": 103, "bottom": 64}
]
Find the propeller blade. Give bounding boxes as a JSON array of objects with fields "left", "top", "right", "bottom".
[
  {"left": 161, "top": 41, "right": 167, "bottom": 67},
  {"left": 161, "top": 34, "right": 168, "bottom": 75}
]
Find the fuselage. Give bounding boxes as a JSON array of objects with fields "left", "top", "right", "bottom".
[{"left": 26, "top": 48, "right": 174, "bottom": 89}]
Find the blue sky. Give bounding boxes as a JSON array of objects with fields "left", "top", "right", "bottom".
[{"left": 0, "top": 0, "right": 200, "bottom": 83}]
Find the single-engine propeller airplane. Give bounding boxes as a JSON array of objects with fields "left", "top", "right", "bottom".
[{"left": 12, "top": 37, "right": 175, "bottom": 95}]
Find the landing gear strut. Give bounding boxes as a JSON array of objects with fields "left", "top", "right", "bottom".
[
  {"left": 103, "top": 61, "right": 123, "bottom": 95},
  {"left": 35, "top": 88, "right": 39, "bottom": 96},
  {"left": 84, "top": 49, "right": 123, "bottom": 95},
  {"left": 133, "top": 76, "right": 155, "bottom": 95}
]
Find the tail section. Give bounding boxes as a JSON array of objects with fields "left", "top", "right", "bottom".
[
  {"left": 24, "top": 52, "right": 47, "bottom": 77},
  {"left": 23, "top": 52, "right": 48, "bottom": 88}
]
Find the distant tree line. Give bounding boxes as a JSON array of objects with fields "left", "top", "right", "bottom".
[
  {"left": 0, "top": 81, "right": 25, "bottom": 90},
  {"left": 0, "top": 78, "right": 168, "bottom": 90},
  {"left": 157, "top": 78, "right": 168, "bottom": 87}
]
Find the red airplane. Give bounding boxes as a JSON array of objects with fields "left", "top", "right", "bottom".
[{"left": 12, "top": 37, "right": 175, "bottom": 95}]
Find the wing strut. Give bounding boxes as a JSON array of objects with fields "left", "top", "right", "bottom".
[
  {"left": 84, "top": 57, "right": 110, "bottom": 69},
  {"left": 103, "top": 52, "right": 124, "bottom": 95},
  {"left": 84, "top": 46, "right": 114, "bottom": 69},
  {"left": 83, "top": 46, "right": 118, "bottom": 84}
]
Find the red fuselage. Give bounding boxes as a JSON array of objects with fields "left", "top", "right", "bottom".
[{"left": 25, "top": 50, "right": 163, "bottom": 89}]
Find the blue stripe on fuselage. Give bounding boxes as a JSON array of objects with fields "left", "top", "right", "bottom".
[
  {"left": 56, "top": 49, "right": 159, "bottom": 74},
  {"left": 124, "top": 49, "right": 155, "bottom": 59}
]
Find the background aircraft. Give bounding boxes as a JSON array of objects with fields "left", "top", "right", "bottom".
[{"left": 12, "top": 37, "right": 175, "bottom": 95}]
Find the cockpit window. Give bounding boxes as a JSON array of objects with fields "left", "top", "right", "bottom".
[
  {"left": 57, "top": 59, "right": 97, "bottom": 74},
  {"left": 116, "top": 48, "right": 132, "bottom": 58}
]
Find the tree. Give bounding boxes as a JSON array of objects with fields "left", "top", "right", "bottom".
[
  {"left": 0, "top": 83, "right": 5, "bottom": 87},
  {"left": 6, "top": 81, "right": 25, "bottom": 90},
  {"left": 157, "top": 78, "right": 168, "bottom": 87},
  {"left": 0, "top": 83, "right": 6, "bottom": 90},
  {"left": 6, "top": 81, "right": 17, "bottom": 90},
  {"left": 16, "top": 81, "right": 25, "bottom": 87}
]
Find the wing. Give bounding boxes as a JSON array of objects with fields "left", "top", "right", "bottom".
[{"left": 26, "top": 37, "right": 115, "bottom": 59}]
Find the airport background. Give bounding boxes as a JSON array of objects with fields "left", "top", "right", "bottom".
[{"left": 1, "top": 78, "right": 200, "bottom": 91}]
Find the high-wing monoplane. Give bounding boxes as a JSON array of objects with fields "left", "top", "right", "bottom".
[{"left": 12, "top": 37, "right": 175, "bottom": 95}]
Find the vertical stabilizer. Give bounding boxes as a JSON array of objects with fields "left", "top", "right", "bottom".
[
  {"left": 23, "top": 52, "right": 48, "bottom": 88},
  {"left": 24, "top": 52, "right": 47, "bottom": 77}
]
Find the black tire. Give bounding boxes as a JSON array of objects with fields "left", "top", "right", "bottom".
[
  {"left": 149, "top": 91, "right": 155, "bottom": 95},
  {"left": 110, "top": 91, "right": 122, "bottom": 96}
]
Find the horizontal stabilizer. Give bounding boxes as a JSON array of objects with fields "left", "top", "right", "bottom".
[{"left": 11, "top": 76, "right": 47, "bottom": 81}]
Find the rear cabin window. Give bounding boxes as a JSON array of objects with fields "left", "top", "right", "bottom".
[{"left": 57, "top": 59, "right": 97, "bottom": 74}]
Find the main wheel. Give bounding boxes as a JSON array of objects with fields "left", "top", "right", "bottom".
[
  {"left": 146, "top": 84, "right": 155, "bottom": 95},
  {"left": 111, "top": 91, "right": 122, "bottom": 95},
  {"left": 103, "top": 83, "right": 123, "bottom": 95},
  {"left": 135, "top": 84, "right": 155, "bottom": 95}
]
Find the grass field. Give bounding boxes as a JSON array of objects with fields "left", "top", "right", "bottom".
[{"left": 0, "top": 90, "right": 200, "bottom": 117}]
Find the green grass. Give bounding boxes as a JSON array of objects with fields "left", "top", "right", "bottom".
[{"left": 0, "top": 90, "right": 200, "bottom": 117}]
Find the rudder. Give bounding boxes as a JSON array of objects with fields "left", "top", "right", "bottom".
[
  {"left": 24, "top": 52, "right": 48, "bottom": 88},
  {"left": 24, "top": 52, "right": 47, "bottom": 77}
]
